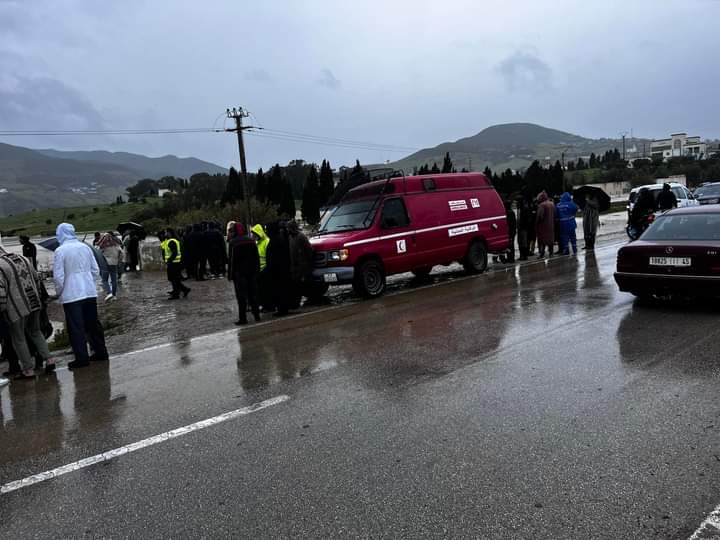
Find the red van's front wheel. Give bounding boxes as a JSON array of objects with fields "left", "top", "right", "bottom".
[
  {"left": 353, "top": 259, "right": 386, "bottom": 298},
  {"left": 463, "top": 240, "right": 488, "bottom": 274}
]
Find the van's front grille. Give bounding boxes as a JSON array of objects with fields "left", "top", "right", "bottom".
[{"left": 313, "top": 251, "right": 327, "bottom": 268}]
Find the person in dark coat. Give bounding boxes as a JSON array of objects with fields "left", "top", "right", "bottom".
[
  {"left": 501, "top": 200, "right": 517, "bottom": 263},
  {"left": 126, "top": 232, "right": 140, "bottom": 272},
  {"left": 19, "top": 235, "right": 38, "bottom": 269},
  {"left": 516, "top": 197, "right": 534, "bottom": 260},
  {"left": 184, "top": 224, "right": 203, "bottom": 280},
  {"left": 265, "top": 221, "right": 292, "bottom": 317},
  {"left": 227, "top": 223, "right": 261, "bottom": 325},
  {"left": 631, "top": 188, "right": 656, "bottom": 230},
  {"left": 657, "top": 183, "right": 678, "bottom": 211},
  {"left": 206, "top": 222, "right": 227, "bottom": 277},
  {"left": 287, "top": 220, "right": 314, "bottom": 309}
]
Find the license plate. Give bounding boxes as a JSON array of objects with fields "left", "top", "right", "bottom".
[
  {"left": 649, "top": 257, "right": 691, "bottom": 267},
  {"left": 323, "top": 273, "right": 338, "bottom": 283}
]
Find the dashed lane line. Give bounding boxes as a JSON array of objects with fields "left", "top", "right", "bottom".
[{"left": 0, "top": 394, "right": 290, "bottom": 495}]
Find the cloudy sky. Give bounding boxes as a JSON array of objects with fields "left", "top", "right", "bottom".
[{"left": 1, "top": 0, "right": 718, "bottom": 170}]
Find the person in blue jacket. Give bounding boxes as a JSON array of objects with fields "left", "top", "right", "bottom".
[{"left": 556, "top": 192, "right": 579, "bottom": 255}]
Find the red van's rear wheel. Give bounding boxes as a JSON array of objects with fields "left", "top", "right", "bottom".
[
  {"left": 353, "top": 259, "right": 386, "bottom": 298},
  {"left": 463, "top": 241, "right": 488, "bottom": 274}
]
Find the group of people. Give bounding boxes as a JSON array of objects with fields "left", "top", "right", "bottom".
[
  {"left": 158, "top": 219, "right": 316, "bottom": 325},
  {"left": 0, "top": 223, "right": 109, "bottom": 387},
  {"left": 509, "top": 190, "right": 601, "bottom": 261}
]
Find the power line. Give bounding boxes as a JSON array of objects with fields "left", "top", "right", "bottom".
[
  {"left": 0, "top": 128, "right": 219, "bottom": 136},
  {"left": 0, "top": 125, "right": 419, "bottom": 152},
  {"left": 258, "top": 128, "right": 418, "bottom": 152},
  {"left": 246, "top": 131, "right": 416, "bottom": 153}
]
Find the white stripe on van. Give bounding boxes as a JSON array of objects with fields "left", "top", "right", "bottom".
[{"left": 343, "top": 215, "right": 507, "bottom": 248}]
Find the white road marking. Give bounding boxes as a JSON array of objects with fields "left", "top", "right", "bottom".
[
  {"left": 689, "top": 504, "right": 720, "bottom": 539},
  {"left": 0, "top": 394, "right": 290, "bottom": 495}
]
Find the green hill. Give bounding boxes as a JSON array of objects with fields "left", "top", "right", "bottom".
[
  {"left": 389, "top": 123, "right": 651, "bottom": 174},
  {"left": 38, "top": 148, "right": 227, "bottom": 178},
  {"left": 0, "top": 142, "right": 227, "bottom": 216}
]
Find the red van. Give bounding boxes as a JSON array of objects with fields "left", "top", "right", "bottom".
[{"left": 310, "top": 172, "right": 509, "bottom": 297}]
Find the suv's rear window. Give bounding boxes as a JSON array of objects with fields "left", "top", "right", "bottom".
[
  {"left": 695, "top": 184, "right": 720, "bottom": 197},
  {"left": 642, "top": 214, "right": 720, "bottom": 241}
]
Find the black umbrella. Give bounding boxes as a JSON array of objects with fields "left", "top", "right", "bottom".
[
  {"left": 38, "top": 237, "right": 60, "bottom": 251},
  {"left": 117, "top": 222, "right": 146, "bottom": 239},
  {"left": 572, "top": 186, "right": 611, "bottom": 212}
]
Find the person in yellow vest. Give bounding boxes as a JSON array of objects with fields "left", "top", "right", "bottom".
[
  {"left": 161, "top": 228, "right": 190, "bottom": 300},
  {"left": 251, "top": 223, "right": 273, "bottom": 311}
]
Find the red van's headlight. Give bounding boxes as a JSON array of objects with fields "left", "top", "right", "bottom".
[{"left": 329, "top": 249, "right": 349, "bottom": 262}]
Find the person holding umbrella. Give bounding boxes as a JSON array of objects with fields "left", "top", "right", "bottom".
[
  {"left": 573, "top": 186, "right": 610, "bottom": 250},
  {"left": 583, "top": 193, "right": 601, "bottom": 250}
]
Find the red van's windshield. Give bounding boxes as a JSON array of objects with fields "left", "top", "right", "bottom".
[{"left": 318, "top": 198, "right": 379, "bottom": 235}]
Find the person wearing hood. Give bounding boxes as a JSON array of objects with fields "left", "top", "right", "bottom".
[
  {"left": 20, "top": 235, "right": 38, "bottom": 270},
  {"left": 287, "top": 220, "right": 314, "bottom": 309},
  {"left": 0, "top": 245, "right": 54, "bottom": 379},
  {"left": 228, "top": 223, "right": 261, "bottom": 325},
  {"left": 535, "top": 191, "right": 556, "bottom": 258},
  {"left": 265, "top": 221, "right": 291, "bottom": 316},
  {"left": 98, "top": 232, "right": 123, "bottom": 300},
  {"left": 251, "top": 224, "right": 273, "bottom": 311},
  {"left": 53, "top": 223, "right": 109, "bottom": 370},
  {"left": 556, "top": 192, "right": 579, "bottom": 255}
]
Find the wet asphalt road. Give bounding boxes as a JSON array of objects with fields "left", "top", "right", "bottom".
[{"left": 2, "top": 240, "right": 720, "bottom": 538}]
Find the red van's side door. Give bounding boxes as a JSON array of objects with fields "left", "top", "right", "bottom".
[{"left": 376, "top": 197, "right": 417, "bottom": 274}]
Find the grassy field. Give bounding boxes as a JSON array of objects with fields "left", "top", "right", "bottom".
[{"left": 0, "top": 200, "right": 159, "bottom": 237}]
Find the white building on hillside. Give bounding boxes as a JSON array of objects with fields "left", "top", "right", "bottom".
[{"left": 650, "top": 133, "right": 706, "bottom": 160}]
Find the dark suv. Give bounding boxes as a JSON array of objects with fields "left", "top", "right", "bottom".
[{"left": 694, "top": 182, "right": 720, "bottom": 205}]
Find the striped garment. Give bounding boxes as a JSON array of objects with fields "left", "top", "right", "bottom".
[{"left": 0, "top": 249, "right": 42, "bottom": 323}]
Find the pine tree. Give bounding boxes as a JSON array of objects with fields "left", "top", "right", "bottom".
[
  {"left": 301, "top": 166, "right": 321, "bottom": 225},
  {"left": 254, "top": 168, "right": 266, "bottom": 202},
  {"left": 268, "top": 164, "right": 284, "bottom": 206},
  {"left": 483, "top": 166, "right": 492, "bottom": 178},
  {"left": 279, "top": 178, "right": 296, "bottom": 218},
  {"left": 431, "top": 162, "right": 440, "bottom": 173},
  {"left": 319, "top": 159, "right": 335, "bottom": 206},
  {"left": 441, "top": 152, "right": 453, "bottom": 173},
  {"left": 222, "top": 166, "right": 244, "bottom": 204},
  {"left": 589, "top": 153, "right": 597, "bottom": 168}
]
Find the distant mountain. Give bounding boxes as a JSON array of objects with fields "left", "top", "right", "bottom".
[
  {"left": 0, "top": 142, "right": 227, "bottom": 216},
  {"left": 389, "top": 123, "right": 652, "bottom": 173},
  {"left": 38, "top": 148, "right": 227, "bottom": 178}
]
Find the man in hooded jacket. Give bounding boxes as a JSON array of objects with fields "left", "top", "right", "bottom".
[
  {"left": 535, "top": 192, "right": 556, "bottom": 258},
  {"left": 556, "top": 192, "right": 579, "bottom": 255},
  {"left": 228, "top": 223, "right": 261, "bottom": 325},
  {"left": 53, "top": 223, "right": 109, "bottom": 370}
]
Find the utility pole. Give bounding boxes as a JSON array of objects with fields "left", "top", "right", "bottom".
[
  {"left": 619, "top": 131, "right": 628, "bottom": 161},
  {"left": 226, "top": 107, "right": 252, "bottom": 225}
]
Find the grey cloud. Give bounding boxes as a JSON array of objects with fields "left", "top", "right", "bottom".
[
  {"left": 496, "top": 51, "right": 552, "bottom": 92},
  {"left": 317, "top": 69, "right": 340, "bottom": 89},
  {"left": 0, "top": 73, "right": 104, "bottom": 129},
  {"left": 244, "top": 68, "right": 273, "bottom": 83}
]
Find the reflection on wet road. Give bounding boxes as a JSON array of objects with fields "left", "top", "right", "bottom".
[{"left": 2, "top": 241, "right": 720, "bottom": 538}]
